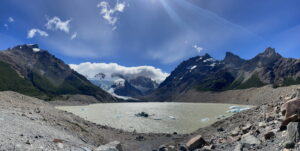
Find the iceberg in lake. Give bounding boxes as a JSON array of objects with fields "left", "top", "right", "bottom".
[
  {"left": 227, "top": 106, "right": 251, "bottom": 113},
  {"left": 169, "top": 116, "right": 176, "bottom": 120},
  {"left": 201, "top": 117, "right": 210, "bottom": 122}
]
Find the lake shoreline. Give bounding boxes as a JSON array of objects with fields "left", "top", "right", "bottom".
[
  {"left": 56, "top": 103, "right": 252, "bottom": 134},
  {"left": 0, "top": 90, "right": 293, "bottom": 151}
]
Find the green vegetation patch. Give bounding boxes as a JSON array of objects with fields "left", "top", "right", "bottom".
[
  {"left": 0, "top": 61, "right": 46, "bottom": 98},
  {"left": 235, "top": 73, "right": 267, "bottom": 89},
  {"left": 195, "top": 72, "right": 267, "bottom": 92}
]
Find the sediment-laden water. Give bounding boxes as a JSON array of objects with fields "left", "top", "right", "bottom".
[{"left": 57, "top": 103, "right": 252, "bottom": 134}]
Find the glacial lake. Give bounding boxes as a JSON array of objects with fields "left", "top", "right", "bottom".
[{"left": 57, "top": 103, "right": 252, "bottom": 134}]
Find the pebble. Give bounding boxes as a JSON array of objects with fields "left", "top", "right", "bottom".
[
  {"left": 57, "top": 143, "right": 64, "bottom": 149},
  {"left": 25, "top": 140, "right": 31, "bottom": 145}
]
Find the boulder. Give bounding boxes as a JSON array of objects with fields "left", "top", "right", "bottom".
[
  {"left": 200, "top": 145, "right": 214, "bottom": 151},
  {"left": 241, "top": 123, "right": 252, "bottom": 134},
  {"left": 186, "top": 135, "right": 206, "bottom": 150},
  {"left": 258, "top": 122, "right": 267, "bottom": 128},
  {"left": 280, "top": 98, "right": 300, "bottom": 128},
  {"left": 95, "top": 141, "right": 122, "bottom": 151},
  {"left": 241, "top": 133, "right": 261, "bottom": 146},
  {"left": 287, "top": 122, "right": 300, "bottom": 143},
  {"left": 135, "top": 135, "right": 145, "bottom": 141},
  {"left": 57, "top": 143, "right": 64, "bottom": 149},
  {"left": 283, "top": 141, "right": 295, "bottom": 149},
  {"left": 178, "top": 145, "right": 188, "bottom": 151},
  {"left": 158, "top": 145, "right": 167, "bottom": 151},
  {"left": 157, "top": 145, "right": 176, "bottom": 151},
  {"left": 264, "top": 131, "right": 275, "bottom": 140},
  {"left": 231, "top": 127, "right": 240, "bottom": 136},
  {"left": 233, "top": 143, "right": 242, "bottom": 151}
]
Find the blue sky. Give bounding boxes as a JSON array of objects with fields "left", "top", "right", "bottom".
[{"left": 1, "top": 0, "right": 300, "bottom": 73}]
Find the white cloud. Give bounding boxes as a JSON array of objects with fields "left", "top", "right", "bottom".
[
  {"left": 193, "top": 44, "right": 203, "bottom": 53},
  {"left": 45, "top": 16, "right": 72, "bottom": 33},
  {"left": 4, "top": 24, "right": 8, "bottom": 28},
  {"left": 71, "top": 32, "right": 77, "bottom": 40},
  {"left": 69, "top": 62, "right": 169, "bottom": 83},
  {"left": 8, "top": 17, "right": 14, "bottom": 23},
  {"left": 27, "top": 28, "right": 49, "bottom": 38},
  {"left": 97, "top": 1, "right": 126, "bottom": 26}
]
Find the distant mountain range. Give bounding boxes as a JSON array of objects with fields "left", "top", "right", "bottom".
[
  {"left": 145, "top": 47, "right": 300, "bottom": 101},
  {"left": 2, "top": 45, "right": 300, "bottom": 103},
  {"left": 89, "top": 73, "right": 158, "bottom": 99},
  {"left": 0, "top": 44, "right": 117, "bottom": 102}
]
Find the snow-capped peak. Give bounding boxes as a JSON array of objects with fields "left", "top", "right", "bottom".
[
  {"left": 203, "top": 58, "right": 215, "bottom": 63},
  {"left": 32, "top": 48, "right": 40, "bottom": 52},
  {"left": 196, "top": 56, "right": 203, "bottom": 62}
]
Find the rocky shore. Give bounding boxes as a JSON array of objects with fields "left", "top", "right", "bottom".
[
  {"left": 0, "top": 91, "right": 183, "bottom": 151},
  {"left": 2, "top": 84, "right": 300, "bottom": 151},
  {"left": 155, "top": 92, "right": 300, "bottom": 151}
]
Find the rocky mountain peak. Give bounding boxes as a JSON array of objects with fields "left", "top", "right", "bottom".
[
  {"left": 12, "top": 44, "right": 39, "bottom": 51},
  {"left": 224, "top": 52, "right": 243, "bottom": 62},
  {"left": 223, "top": 51, "right": 246, "bottom": 67},
  {"left": 258, "top": 47, "right": 281, "bottom": 58},
  {"left": 203, "top": 53, "right": 212, "bottom": 59}
]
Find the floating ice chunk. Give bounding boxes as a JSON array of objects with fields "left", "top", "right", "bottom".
[
  {"left": 229, "top": 106, "right": 240, "bottom": 109},
  {"left": 201, "top": 117, "right": 210, "bottom": 122},
  {"left": 81, "top": 108, "right": 87, "bottom": 112},
  {"left": 169, "top": 116, "right": 176, "bottom": 120},
  {"left": 227, "top": 106, "right": 251, "bottom": 113},
  {"left": 216, "top": 115, "right": 226, "bottom": 119}
]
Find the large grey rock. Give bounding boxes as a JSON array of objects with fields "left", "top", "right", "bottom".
[
  {"left": 233, "top": 143, "right": 242, "bottom": 151},
  {"left": 186, "top": 135, "right": 206, "bottom": 150},
  {"left": 231, "top": 127, "right": 240, "bottom": 136},
  {"left": 95, "top": 141, "right": 122, "bottom": 151},
  {"left": 241, "top": 123, "right": 252, "bottom": 134},
  {"left": 287, "top": 122, "right": 300, "bottom": 143},
  {"left": 241, "top": 133, "right": 261, "bottom": 146}
]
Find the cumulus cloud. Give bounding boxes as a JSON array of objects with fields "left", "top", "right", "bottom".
[
  {"left": 193, "top": 44, "right": 203, "bottom": 53},
  {"left": 97, "top": 1, "right": 126, "bottom": 26},
  {"left": 69, "top": 62, "right": 169, "bottom": 83},
  {"left": 71, "top": 32, "right": 77, "bottom": 40},
  {"left": 27, "top": 28, "right": 49, "bottom": 38},
  {"left": 8, "top": 17, "right": 14, "bottom": 23},
  {"left": 45, "top": 16, "right": 72, "bottom": 33}
]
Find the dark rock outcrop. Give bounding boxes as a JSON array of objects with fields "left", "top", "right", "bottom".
[
  {"left": 146, "top": 47, "right": 300, "bottom": 102},
  {"left": 0, "top": 44, "right": 117, "bottom": 102}
]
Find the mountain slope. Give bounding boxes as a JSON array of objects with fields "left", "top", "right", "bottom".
[
  {"left": 147, "top": 47, "right": 300, "bottom": 101},
  {"left": 0, "top": 44, "right": 117, "bottom": 102},
  {"left": 90, "top": 73, "right": 159, "bottom": 98}
]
